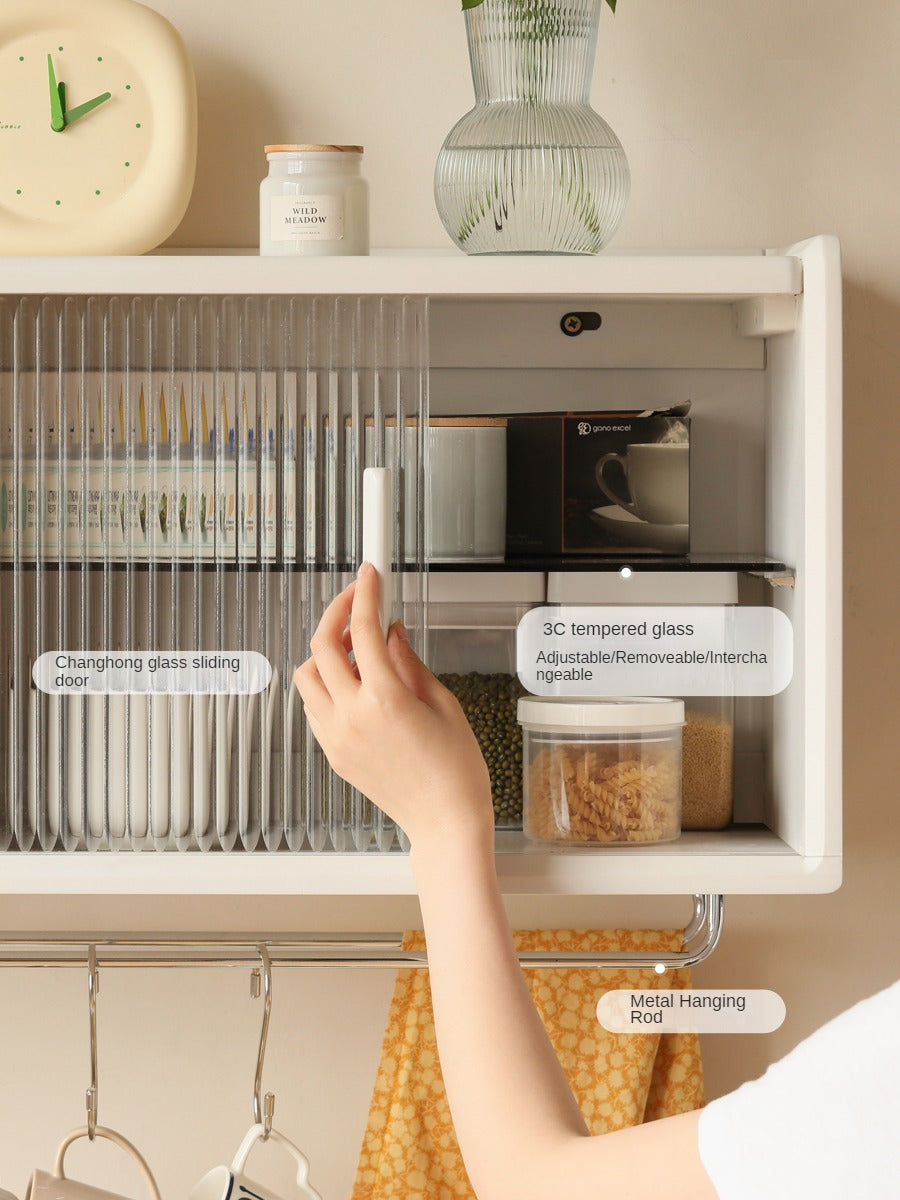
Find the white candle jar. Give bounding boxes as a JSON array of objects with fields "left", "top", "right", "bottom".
[{"left": 260, "top": 145, "right": 369, "bottom": 256}]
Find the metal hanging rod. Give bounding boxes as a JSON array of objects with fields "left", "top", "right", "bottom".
[{"left": 0, "top": 895, "right": 723, "bottom": 971}]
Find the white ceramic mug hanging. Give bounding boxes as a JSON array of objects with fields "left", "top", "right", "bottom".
[{"left": 188, "top": 1124, "right": 323, "bottom": 1200}]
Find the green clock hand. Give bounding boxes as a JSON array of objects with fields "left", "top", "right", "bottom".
[
  {"left": 64, "top": 91, "right": 112, "bottom": 126},
  {"left": 46, "top": 54, "right": 65, "bottom": 132}
]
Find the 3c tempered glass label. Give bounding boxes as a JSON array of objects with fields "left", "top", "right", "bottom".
[{"left": 516, "top": 606, "right": 793, "bottom": 697}]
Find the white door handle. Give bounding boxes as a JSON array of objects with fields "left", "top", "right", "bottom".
[{"left": 362, "top": 467, "right": 394, "bottom": 637}]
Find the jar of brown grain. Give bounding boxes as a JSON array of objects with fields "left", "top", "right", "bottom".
[{"left": 681, "top": 696, "right": 734, "bottom": 829}]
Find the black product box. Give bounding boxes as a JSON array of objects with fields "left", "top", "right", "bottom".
[{"left": 505, "top": 410, "right": 690, "bottom": 557}]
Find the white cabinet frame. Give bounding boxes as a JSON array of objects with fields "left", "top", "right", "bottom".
[{"left": 0, "top": 236, "right": 842, "bottom": 896}]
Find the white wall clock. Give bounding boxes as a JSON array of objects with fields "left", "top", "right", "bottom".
[{"left": 0, "top": 0, "right": 197, "bottom": 254}]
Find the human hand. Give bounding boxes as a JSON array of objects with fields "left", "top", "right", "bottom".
[{"left": 294, "top": 562, "right": 494, "bottom": 850}]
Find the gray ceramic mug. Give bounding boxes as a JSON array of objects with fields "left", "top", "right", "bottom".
[{"left": 596, "top": 442, "right": 690, "bottom": 525}]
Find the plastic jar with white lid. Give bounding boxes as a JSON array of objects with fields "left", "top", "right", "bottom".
[
  {"left": 260, "top": 144, "right": 369, "bottom": 256},
  {"left": 517, "top": 697, "right": 684, "bottom": 845},
  {"left": 545, "top": 574, "right": 737, "bottom": 830}
]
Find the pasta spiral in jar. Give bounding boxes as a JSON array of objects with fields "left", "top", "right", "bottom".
[{"left": 518, "top": 698, "right": 684, "bottom": 845}]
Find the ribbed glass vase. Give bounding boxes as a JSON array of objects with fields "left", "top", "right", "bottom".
[{"left": 434, "top": 0, "right": 629, "bottom": 255}]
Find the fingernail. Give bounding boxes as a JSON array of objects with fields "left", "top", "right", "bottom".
[
  {"left": 357, "top": 561, "right": 373, "bottom": 578},
  {"left": 393, "top": 621, "right": 409, "bottom": 642}
]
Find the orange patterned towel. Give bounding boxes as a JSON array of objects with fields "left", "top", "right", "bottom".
[{"left": 352, "top": 929, "right": 704, "bottom": 1200}]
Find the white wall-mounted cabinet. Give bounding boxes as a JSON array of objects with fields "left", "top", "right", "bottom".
[{"left": 0, "top": 235, "right": 842, "bottom": 897}]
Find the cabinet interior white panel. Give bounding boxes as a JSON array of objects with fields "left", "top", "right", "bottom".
[{"left": 429, "top": 300, "right": 765, "bottom": 370}]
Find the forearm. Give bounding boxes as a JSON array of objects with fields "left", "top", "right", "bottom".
[
  {"left": 410, "top": 827, "right": 716, "bottom": 1200},
  {"left": 410, "top": 828, "right": 589, "bottom": 1200}
]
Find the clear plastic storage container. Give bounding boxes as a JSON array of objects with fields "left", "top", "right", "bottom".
[
  {"left": 681, "top": 696, "right": 734, "bottom": 829},
  {"left": 425, "top": 600, "right": 531, "bottom": 830},
  {"left": 546, "top": 572, "right": 737, "bottom": 831},
  {"left": 518, "top": 697, "right": 684, "bottom": 845},
  {"left": 414, "top": 572, "right": 545, "bottom": 829}
]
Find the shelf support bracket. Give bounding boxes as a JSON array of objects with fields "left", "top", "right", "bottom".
[
  {"left": 748, "top": 568, "right": 796, "bottom": 588},
  {"left": 734, "top": 294, "right": 798, "bottom": 338}
]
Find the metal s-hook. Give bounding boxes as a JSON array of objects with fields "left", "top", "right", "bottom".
[
  {"left": 251, "top": 944, "right": 275, "bottom": 1139},
  {"left": 86, "top": 945, "right": 99, "bottom": 1141}
]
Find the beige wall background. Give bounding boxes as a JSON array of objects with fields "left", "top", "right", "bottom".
[{"left": 2, "top": 0, "right": 899, "bottom": 1196}]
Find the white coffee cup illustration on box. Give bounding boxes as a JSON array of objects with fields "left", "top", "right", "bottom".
[
  {"left": 595, "top": 442, "right": 689, "bottom": 526},
  {"left": 188, "top": 1123, "right": 322, "bottom": 1200}
]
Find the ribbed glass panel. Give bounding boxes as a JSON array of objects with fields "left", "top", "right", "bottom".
[
  {"left": 0, "top": 295, "right": 428, "bottom": 854},
  {"left": 434, "top": 0, "right": 629, "bottom": 254}
]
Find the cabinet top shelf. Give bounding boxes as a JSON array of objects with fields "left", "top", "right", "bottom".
[{"left": 0, "top": 247, "right": 805, "bottom": 300}]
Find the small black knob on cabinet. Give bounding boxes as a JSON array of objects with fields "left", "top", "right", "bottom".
[{"left": 560, "top": 311, "right": 602, "bottom": 337}]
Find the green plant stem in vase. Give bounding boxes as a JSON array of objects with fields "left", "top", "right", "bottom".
[{"left": 435, "top": 0, "right": 629, "bottom": 254}]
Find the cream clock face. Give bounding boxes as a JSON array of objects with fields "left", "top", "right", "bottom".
[{"left": 0, "top": 0, "right": 196, "bottom": 254}]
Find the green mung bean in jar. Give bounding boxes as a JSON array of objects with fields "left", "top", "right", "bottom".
[{"left": 438, "top": 671, "right": 526, "bottom": 828}]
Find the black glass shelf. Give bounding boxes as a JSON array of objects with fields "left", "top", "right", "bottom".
[
  {"left": 0, "top": 553, "right": 790, "bottom": 574},
  {"left": 426, "top": 553, "right": 790, "bottom": 574}
]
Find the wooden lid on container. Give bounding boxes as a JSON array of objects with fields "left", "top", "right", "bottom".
[{"left": 264, "top": 144, "right": 364, "bottom": 154}]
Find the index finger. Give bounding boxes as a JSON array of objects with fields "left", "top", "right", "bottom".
[
  {"left": 350, "top": 562, "right": 398, "bottom": 682},
  {"left": 308, "top": 578, "right": 359, "bottom": 704}
]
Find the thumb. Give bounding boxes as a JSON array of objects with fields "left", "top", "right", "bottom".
[{"left": 386, "top": 622, "right": 439, "bottom": 703}]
